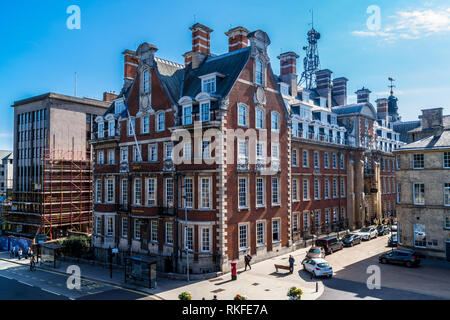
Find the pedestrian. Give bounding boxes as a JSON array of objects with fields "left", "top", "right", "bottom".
[
  {"left": 26, "top": 247, "right": 33, "bottom": 259},
  {"left": 29, "top": 255, "right": 36, "bottom": 272},
  {"left": 244, "top": 254, "right": 252, "bottom": 271},
  {"left": 289, "top": 255, "right": 295, "bottom": 274},
  {"left": 10, "top": 246, "right": 15, "bottom": 258},
  {"left": 202, "top": 297, "right": 205, "bottom": 300},
  {"left": 212, "top": 295, "right": 217, "bottom": 300},
  {"left": 18, "top": 247, "right": 23, "bottom": 260}
]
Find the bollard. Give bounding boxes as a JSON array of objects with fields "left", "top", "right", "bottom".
[{"left": 316, "top": 282, "right": 318, "bottom": 292}]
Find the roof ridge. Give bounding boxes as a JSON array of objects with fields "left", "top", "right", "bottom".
[{"left": 154, "top": 57, "right": 184, "bottom": 69}]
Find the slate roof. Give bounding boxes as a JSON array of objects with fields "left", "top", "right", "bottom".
[
  {"left": 392, "top": 121, "right": 421, "bottom": 143},
  {"left": 154, "top": 57, "right": 184, "bottom": 104},
  {"left": 398, "top": 129, "right": 450, "bottom": 150},
  {"left": 0, "top": 150, "right": 12, "bottom": 161},
  {"left": 407, "top": 115, "right": 450, "bottom": 133}
]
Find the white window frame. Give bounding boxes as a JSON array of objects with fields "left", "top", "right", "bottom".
[
  {"left": 200, "top": 102, "right": 210, "bottom": 122},
  {"left": 200, "top": 227, "right": 211, "bottom": 252},
  {"left": 151, "top": 220, "right": 158, "bottom": 243},
  {"left": 121, "top": 217, "right": 128, "bottom": 238},
  {"left": 413, "top": 154, "right": 424, "bottom": 169},
  {"left": 106, "top": 216, "right": 114, "bottom": 237},
  {"left": 202, "top": 76, "right": 216, "bottom": 94},
  {"left": 238, "top": 177, "right": 248, "bottom": 209},
  {"left": 271, "top": 112, "right": 280, "bottom": 131},
  {"left": 156, "top": 111, "right": 165, "bottom": 132},
  {"left": 184, "top": 177, "right": 193, "bottom": 208},
  {"left": 238, "top": 104, "right": 248, "bottom": 127},
  {"left": 272, "top": 177, "right": 280, "bottom": 206},
  {"left": 134, "top": 178, "right": 142, "bottom": 205},
  {"left": 149, "top": 143, "right": 158, "bottom": 162},
  {"left": 256, "top": 108, "right": 264, "bottom": 129},
  {"left": 413, "top": 183, "right": 425, "bottom": 205},
  {"left": 303, "top": 179, "right": 309, "bottom": 201},
  {"left": 256, "top": 221, "right": 265, "bottom": 246},
  {"left": 141, "top": 115, "right": 150, "bottom": 134},
  {"left": 444, "top": 183, "right": 450, "bottom": 207},
  {"left": 96, "top": 179, "right": 102, "bottom": 203},
  {"left": 106, "top": 178, "right": 114, "bottom": 203},
  {"left": 256, "top": 177, "right": 265, "bottom": 207},
  {"left": 146, "top": 178, "right": 157, "bottom": 206},
  {"left": 182, "top": 105, "right": 193, "bottom": 126},
  {"left": 272, "top": 219, "right": 280, "bottom": 242},
  {"left": 239, "top": 223, "right": 249, "bottom": 250},
  {"left": 165, "top": 222, "right": 174, "bottom": 245},
  {"left": 200, "top": 177, "right": 211, "bottom": 209},
  {"left": 108, "top": 149, "right": 115, "bottom": 164}
]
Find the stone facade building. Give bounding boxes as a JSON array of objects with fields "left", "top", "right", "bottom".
[
  {"left": 0, "top": 151, "right": 13, "bottom": 198},
  {"left": 394, "top": 108, "right": 450, "bottom": 260}
]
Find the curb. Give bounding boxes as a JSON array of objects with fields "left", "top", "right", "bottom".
[{"left": 0, "top": 256, "right": 164, "bottom": 300}]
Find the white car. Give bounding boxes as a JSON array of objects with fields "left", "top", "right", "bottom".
[
  {"left": 302, "top": 258, "right": 333, "bottom": 278},
  {"left": 358, "top": 227, "right": 378, "bottom": 240}
]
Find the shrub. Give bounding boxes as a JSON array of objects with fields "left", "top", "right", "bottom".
[
  {"left": 178, "top": 291, "right": 192, "bottom": 300},
  {"left": 234, "top": 294, "right": 247, "bottom": 301},
  {"left": 58, "top": 235, "right": 91, "bottom": 258},
  {"left": 287, "top": 286, "right": 303, "bottom": 300}
]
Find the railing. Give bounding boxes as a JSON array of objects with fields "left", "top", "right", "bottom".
[{"left": 237, "top": 158, "right": 249, "bottom": 172}]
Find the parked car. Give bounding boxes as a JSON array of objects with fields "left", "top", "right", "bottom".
[
  {"left": 305, "top": 246, "right": 326, "bottom": 260},
  {"left": 341, "top": 233, "right": 362, "bottom": 247},
  {"left": 379, "top": 250, "right": 420, "bottom": 267},
  {"left": 390, "top": 224, "right": 398, "bottom": 232},
  {"left": 358, "top": 227, "right": 378, "bottom": 240},
  {"left": 376, "top": 225, "right": 390, "bottom": 236},
  {"left": 302, "top": 258, "right": 333, "bottom": 278},
  {"left": 315, "top": 236, "right": 344, "bottom": 254},
  {"left": 388, "top": 234, "right": 398, "bottom": 247}
]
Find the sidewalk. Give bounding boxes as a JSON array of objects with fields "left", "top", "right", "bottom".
[{"left": 0, "top": 245, "right": 324, "bottom": 300}]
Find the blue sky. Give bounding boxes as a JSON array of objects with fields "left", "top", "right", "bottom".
[{"left": 1, "top": 0, "right": 449, "bottom": 150}]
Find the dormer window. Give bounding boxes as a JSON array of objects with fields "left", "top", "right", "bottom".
[
  {"left": 202, "top": 77, "right": 216, "bottom": 94},
  {"left": 143, "top": 69, "right": 150, "bottom": 94},
  {"left": 98, "top": 122, "right": 104, "bottom": 138},
  {"left": 255, "top": 59, "right": 263, "bottom": 85},
  {"left": 115, "top": 100, "right": 125, "bottom": 115},
  {"left": 183, "top": 105, "right": 192, "bottom": 125}
]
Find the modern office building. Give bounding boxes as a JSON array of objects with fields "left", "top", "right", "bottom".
[{"left": 0, "top": 150, "right": 13, "bottom": 197}]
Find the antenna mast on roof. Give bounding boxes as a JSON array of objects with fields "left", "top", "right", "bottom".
[{"left": 299, "top": 10, "right": 321, "bottom": 89}]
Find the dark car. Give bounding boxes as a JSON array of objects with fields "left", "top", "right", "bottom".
[
  {"left": 341, "top": 233, "right": 362, "bottom": 247},
  {"left": 376, "top": 225, "right": 390, "bottom": 236},
  {"left": 315, "top": 236, "right": 344, "bottom": 255},
  {"left": 379, "top": 250, "right": 420, "bottom": 267},
  {"left": 387, "top": 234, "right": 398, "bottom": 247}
]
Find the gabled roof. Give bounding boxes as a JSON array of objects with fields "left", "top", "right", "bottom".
[
  {"left": 398, "top": 130, "right": 450, "bottom": 150},
  {"left": 0, "top": 150, "right": 12, "bottom": 161},
  {"left": 182, "top": 47, "right": 251, "bottom": 99},
  {"left": 332, "top": 103, "right": 377, "bottom": 119},
  {"left": 154, "top": 57, "right": 184, "bottom": 104}
]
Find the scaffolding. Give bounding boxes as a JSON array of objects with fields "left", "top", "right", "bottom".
[{"left": 4, "top": 148, "right": 93, "bottom": 241}]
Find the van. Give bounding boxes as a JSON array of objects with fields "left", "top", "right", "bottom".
[{"left": 315, "top": 236, "right": 344, "bottom": 254}]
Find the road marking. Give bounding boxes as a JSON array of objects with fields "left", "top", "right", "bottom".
[
  {"left": 0, "top": 274, "right": 13, "bottom": 280},
  {"left": 41, "top": 288, "right": 61, "bottom": 296},
  {"left": 18, "top": 280, "right": 34, "bottom": 287}
]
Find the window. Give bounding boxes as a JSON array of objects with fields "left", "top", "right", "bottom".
[
  {"left": 96, "top": 216, "right": 102, "bottom": 235},
  {"left": 106, "top": 216, "right": 114, "bottom": 237},
  {"left": 142, "top": 115, "right": 149, "bottom": 133},
  {"left": 108, "top": 149, "right": 115, "bottom": 164},
  {"left": 255, "top": 59, "right": 263, "bottom": 85},
  {"left": 184, "top": 178, "right": 193, "bottom": 208},
  {"left": 292, "top": 179, "right": 298, "bottom": 201},
  {"left": 445, "top": 216, "right": 450, "bottom": 230},
  {"left": 256, "top": 142, "right": 264, "bottom": 160},
  {"left": 156, "top": 112, "right": 165, "bottom": 132},
  {"left": 292, "top": 149, "right": 298, "bottom": 167},
  {"left": 413, "top": 154, "right": 424, "bottom": 169},
  {"left": 134, "top": 179, "right": 142, "bottom": 205},
  {"left": 413, "top": 183, "right": 425, "bottom": 205},
  {"left": 96, "top": 180, "right": 102, "bottom": 203},
  {"left": 303, "top": 212, "right": 309, "bottom": 229},
  {"left": 324, "top": 153, "right": 329, "bottom": 169},
  {"left": 272, "top": 219, "right": 280, "bottom": 242},
  {"left": 202, "top": 77, "right": 216, "bottom": 93},
  {"left": 256, "top": 178, "right": 265, "bottom": 206},
  {"left": 146, "top": 178, "right": 156, "bottom": 206},
  {"left": 121, "top": 147, "right": 128, "bottom": 163},
  {"left": 340, "top": 179, "right": 345, "bottom": 198},
  {"left": 303, "top": 179, "right": 309, "bottom": 200},
  {"left": 185, "top": 226, "right": 193, "bottom": 251},
  {"left": 303, "top": 150, "right": 309, "bottom": 168},
  {"left": 106, "top": 179, "right": 114, "bottom": 203},
  {"left": 183, "top": 106, "right": 192, "bottom": 125},
  {"left": 165, "top": 143, "right": 173, "bottom": 160},
  {"left": 444, "top": 152, "right": 450, "bottom": 168},
  {"left": 108, "top": 120, "right": 115, "bottom": 137},
  {"left": 238, "top": 139, "right": 248, "bottom": 160},
  {"left": 115, "top": 100, "right": 125, "bottom": 115},
  {"left": 239, "top": 224, "right": 248, "bottom": 249},
  {"left": 314, "top": 210, "right": 320, "bottom": 228},
  {"left": 200, "top": 178, "right": 211, "bottom": 209},
  {"left": 314, "top": 151, "right": 319, "bottom": 169},
  {"left": 332, "top": 208, "right": 338, "bottom": 224},
  {"left": 165, "top": 222, "right": 173, "bottom": 244},
  {"left": 397, "top": 184, "right": 401, "bottom": 204},
  {"left": 413, "top": 224, "right": 426, "bottom": 248},
  {"left": 201, "top": 228, "right": 211, "bottom": 252},
  {"left": 340, "top": 154, "right": 345, "bottom": 169},
  {"left": 314, "top": 179, "right": 320, "bottom": 200},
  {"left": 128, "top": 118, "right": 135, "bottom": 136},
  {"left": 256, "top": 109, "right": 264, "bottom": 129},
  {"left": 324, "top": 179, "right": 330, "bottom": 199},
  {"left": 340, "top": 208, "right": 346, "bottom": 221},
  {"left": 271, "top": 112, "right": 279, "bottom": 131},
  {"left": 332, "top": 179, "right": 338, "bottom": 198},
  {"left": 97, "top": 151, "right": 104, "bottom": 164},
  {"left": 149, "top": 144, "right": 158, "bottom": 162},
  {"left": 332, "top": 153, "right": 337, "bottom": 169},
  {"left": 121, "top": 179, "right": 127, "bottom": 206},
  {"left": 121, "top": 217, "right": 128, "bottom": 238},
  {"left": 238, "top": 104, "right": 247, "bottom": 126},
  {"left": 271, "top": 143, "right": 280, "bottom": 160},
  {"left": 134, "top": 219, "right": 141, "bottom": 240},
  {"left": 293, "top": 214, "right": 298, "bottom": 231},
  {"left": 133, "top": 145, "right": 142, "bottom": 162},
  {"left": 272, "top": 177, "right": 280, "bottom": 205},
  {"left": 143, "top": 69, "right": 150, "bottom": 93},
  {"left": 325, "top": 209, "right": 330, "bottom": 225},
  {"left": 202, "top": 141, "right": 210, "bottom": 159},
  {"left": 184, "top": 142, "right": 192, "bottom": 160},
  {"left": 238, "top": 177, "right": 248, "bottom": 208},
  {"left": 151, "top": 220, "right": 158, "bottom": 242},
  {"left": 256, "top": 221, "right": 265, "bottom": 246},
  {"left": 444, "top": 183, "right": 450, "bottom": 206},
  {"left": 98, "top": 122, "right": 104, "bottom": 138},
  {"left": 165, "top": 178, "right": 174, "bottom": 207},
  {"left": 200, "top": 102, "right": 210, "bottom": 122}
]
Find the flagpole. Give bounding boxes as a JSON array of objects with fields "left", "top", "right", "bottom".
[{"left": 125, "top": 106, "right": 143, "bottom": 162}]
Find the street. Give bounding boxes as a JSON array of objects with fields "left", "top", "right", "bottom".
[
  {"left": 314, "top": 233, "right": 450, "bottom": 300},
  {"left": 0, "top": 259, "right": 148, "bottom": 300}
]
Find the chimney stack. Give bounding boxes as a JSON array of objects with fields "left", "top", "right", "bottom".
[
  {"left": 122, "top": 49, "right": 140, "bottom": 88},
  {"left": 421, "top": 108, "right": 443, "bottom": 133},
  {"left": 356, "top": 87, "right": 371, "bottom": 104},
  {"left": 184, "top": 23, "right": 213, "bottom": 68},
  {"left": 376, "top": 98, "right": 389, "bottom": 122},
  {"left": 225, "top": 26, "right": 250, "bottom": 52},
  {"left": 316, "top": 69, "right": 333, "bottom": 107},
  {"left": 103, "top": 92, "right": 118, "bottom": 102},
  {"left": 332, "top": 77, "right": 348, "bottom": 106},
  {"left": 278, "top": 51, "right": 300, "bottom": 97}
]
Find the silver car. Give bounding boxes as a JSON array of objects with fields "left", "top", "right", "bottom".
[
  {"left": 358, "top": 227, "right": 378, "bottom": 240},
  {"left": 302, "top": 258, "right": 333, "bottom": 278}
]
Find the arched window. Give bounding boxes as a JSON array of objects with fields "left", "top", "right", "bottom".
[{"left": 255, "top": 59, "right": 263, "bottom": 85}]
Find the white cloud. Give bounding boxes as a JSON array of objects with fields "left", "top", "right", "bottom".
[{"left": 352, "top": 6, "right": 450, "bottom": 42}]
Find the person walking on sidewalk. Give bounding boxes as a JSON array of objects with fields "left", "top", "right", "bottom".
[
  {"left": 289, "top": 255, "right": 295, "bottom": 274},
  {"left": 18, "top": 248, "right": 23, "bottom": 260},
  {"left": 29, "top": 255, "right": 36, "bottom": 272},
  {"left": 244, "top": 254, "right": 252, "bottom": 271}
]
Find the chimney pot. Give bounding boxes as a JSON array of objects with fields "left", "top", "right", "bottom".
[
  {"left": 189, "top": 23, "right": 213, "bottom": 55},
  {"left": 355, "top": 87, "right": 371, "bottom": 104},
  {"left": 332, "top": 77, "right": 348, "bottom": 106},
  {"left": 278, "top": 52, "right": 300, "bottom": 97}
]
